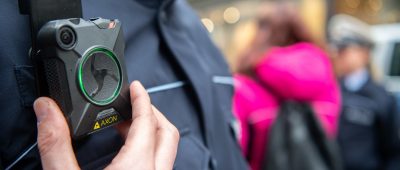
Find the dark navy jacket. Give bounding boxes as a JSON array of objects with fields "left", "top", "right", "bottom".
[
  {"left": 0, "top": 0, "right": 248, "bottom": 169},
  {"left": 338, "top": 78, "right": 400, "bottom": 170}
]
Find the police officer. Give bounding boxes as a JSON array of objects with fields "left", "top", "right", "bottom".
[
  {"left": 0, "top": 0, "right": 248, "bottom": 169},
  {"left": 329, "top": 14, "right": 400, "bottom": 170}
]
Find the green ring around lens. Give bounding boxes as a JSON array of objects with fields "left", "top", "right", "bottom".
[{"left": 78, "top": 47, "right": 122, "bottom": 106}]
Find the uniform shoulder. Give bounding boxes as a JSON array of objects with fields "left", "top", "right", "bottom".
[{"left": 363, "top": 80, "right": 395, "bottom": 106}]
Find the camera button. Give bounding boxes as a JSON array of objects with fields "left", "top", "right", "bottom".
[{"left": 92, "top": 18, "right": 113, "bottom": 29}]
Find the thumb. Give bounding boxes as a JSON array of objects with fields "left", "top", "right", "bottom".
[{"left": 33, "top": 97, "right": 79, "bottom": 170}]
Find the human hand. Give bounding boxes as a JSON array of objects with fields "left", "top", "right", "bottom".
[{"left": 33, "top": 81, "right": 179, "bottom": 170}]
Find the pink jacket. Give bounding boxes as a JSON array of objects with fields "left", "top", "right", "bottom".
[{"left": 233, "top": 43, "right": 340, "bottom": 170}]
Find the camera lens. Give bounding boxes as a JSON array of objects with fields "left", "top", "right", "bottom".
[
  {"left": 58, "top": 26, "right": 76, "bottom": 50},
  {"left": 61, "top": 30, "right": 73, "bottom": 44}
]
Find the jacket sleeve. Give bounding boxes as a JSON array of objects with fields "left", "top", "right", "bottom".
[
  {"left": 0, "top": 158, "right": 3, "bottom": 170},
  {"left": 380, "top": 95, "right": 400, "bottom": 170}
]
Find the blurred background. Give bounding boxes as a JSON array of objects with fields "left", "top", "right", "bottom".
[
  {"left": 188, "top": 2, "right": 400, "bottom": 169},
  {"left": 188, "top": 0, "right": 400, "bottom": 97}
]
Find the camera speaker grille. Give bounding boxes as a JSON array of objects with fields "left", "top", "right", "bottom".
[{"left": 43, "top": 58, "right": 72, "bottom": 115}]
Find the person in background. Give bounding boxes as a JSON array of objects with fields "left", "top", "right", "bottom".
[
  {"left": 329, "top": 14, "right": 400, "bottom": 170},
  {"left": 233, "top": 2, "right": 341, "bottom": 170},
  {"left": 236, "top": 1, "right": 314, "bottom": 76}
]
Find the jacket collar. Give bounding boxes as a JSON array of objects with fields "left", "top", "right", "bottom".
[
  {"left": 157, "top": 0, "right": 214, "bottom": 148},
  {"left": 343, "top": 68, "right": 369, "bottom": 92},
  {"left": 135, "top": 0, "right": 173, "bottom": 9}
]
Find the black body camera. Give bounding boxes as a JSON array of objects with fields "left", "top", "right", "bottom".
[
  {"left": 33, "top": 18, "right": 131, "bottom": 138},
  {"left": 19, "top": 0, "right": 132, "bottom": 138}
]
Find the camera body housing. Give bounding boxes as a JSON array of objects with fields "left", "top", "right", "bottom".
[{"left": 33, "top": 18, "right": 131, "bottom": 138}]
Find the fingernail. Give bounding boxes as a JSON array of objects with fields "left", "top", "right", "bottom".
[
  {"left": 33, "top": 98, "right": 51, "bottom": 123},
  {"left": 132, "top": 81, "right": 144, "bottom": 89},
  {"left": 133, "top": 80, "right": 141, "bottom": 86}
]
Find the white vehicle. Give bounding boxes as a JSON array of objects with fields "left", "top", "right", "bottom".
[
  {"left": 371, "top": 24, "right": 400, "bottom": 94},
  {"left": 371, "top": 23, "right": 400, "bottom": 111}
]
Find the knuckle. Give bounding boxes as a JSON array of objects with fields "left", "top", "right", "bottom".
[
  {"left": 168, "top": 124, "right": 180, "bottom": 141},
  {"left": 37, "top": 128, "right": 59, "bottom": 156}
]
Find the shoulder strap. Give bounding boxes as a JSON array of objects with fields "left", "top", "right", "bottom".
[{"left": 18, "top": 0, "right": 82, "bottom": 53}]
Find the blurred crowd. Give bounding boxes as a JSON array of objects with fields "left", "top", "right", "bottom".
[{"left": 225, "top": 1, "right": 400, "bottom": 170}]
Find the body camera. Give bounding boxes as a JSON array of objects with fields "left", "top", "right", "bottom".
[{"left": 33, "top": 18, "right": 131, "bottom": 138}]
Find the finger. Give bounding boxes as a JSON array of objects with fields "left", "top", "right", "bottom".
[
  {"left": 33, "top": 97, "right": 79, "bottom": 170},
  {"left": 127, "top": 81, "right": 157, "bottom": 147},
  {"left": 109, "top": 81, "right": 157, "bottom": 168},
  {"left": 116, "top": 81, "right": 155, "bottom": 139},
  {"left": 152, "top": 106, "right": 180, "bottom": 170}
]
